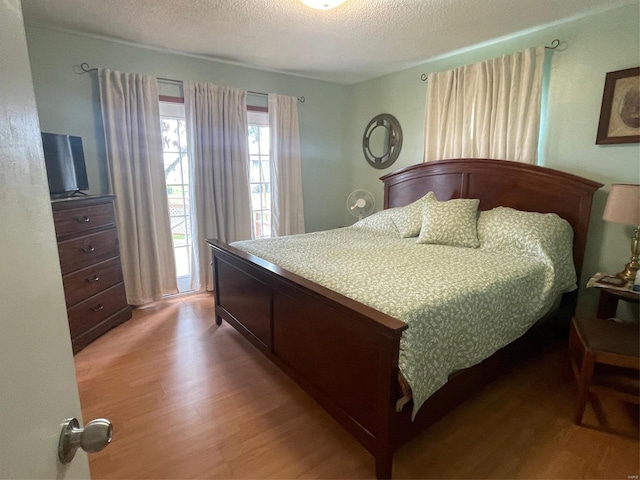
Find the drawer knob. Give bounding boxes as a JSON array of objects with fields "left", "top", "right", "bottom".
[
  {"left": 86, "top": 274, "right": 100, "bottom": 283},
  {"left": 81, "top": 244, "right": 96, "bottom": 253},
  {"left": 75, "top": 215, "right": 91, "bottom": 223},
  {"left": 91, "top": 303, "right": 105, "bottom": 312}
]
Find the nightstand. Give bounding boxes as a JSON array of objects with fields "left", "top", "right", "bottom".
[{"left": 596, "top": 288, "right": 639, "bottom": 319}]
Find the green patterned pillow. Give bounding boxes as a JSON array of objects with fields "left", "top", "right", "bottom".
[
  {"left": 477, "top": 207, "right": 576, "bottom": 291},
  {"left": 351, "top": 208, "right": 399, "bottom": 234},
  {"left": 416, "top": 194, "right": 480, "bottom": 248},
  {"left": 391, "top": 192, "right": 435, "bottom": 238}
]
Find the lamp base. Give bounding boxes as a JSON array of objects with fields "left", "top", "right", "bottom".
[
  {"left": 616, "top": 262, "right": 639, "bottom": 283},
  {"left": 616, "top": 226, "right": 640, "bottom": 283}
]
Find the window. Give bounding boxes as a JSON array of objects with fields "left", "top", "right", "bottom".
[
  {"left": 160, "top": 100, "right": 193, "bottom": 293},
  {"left": 248, "top": 110, "right": 271, "bottom": 239}
]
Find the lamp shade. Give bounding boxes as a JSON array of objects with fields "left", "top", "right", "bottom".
[{"left": 602, "top": 184, "right": 640, "bottom": 226}]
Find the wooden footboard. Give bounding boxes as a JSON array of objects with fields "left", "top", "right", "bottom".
[
  {"left": 208, "top": 239, "right": 407, "bottom": 478},
  {"left": 208, "top": 238, "right": 578, "bottom": 478}
]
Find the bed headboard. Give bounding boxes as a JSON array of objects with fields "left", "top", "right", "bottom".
[{"left": 380, "top": 158, "right": 603, "bottom": 279}]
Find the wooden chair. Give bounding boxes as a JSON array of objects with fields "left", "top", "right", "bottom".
[{"left": 568, "top": 316, "right": 640, "bottom": 426}]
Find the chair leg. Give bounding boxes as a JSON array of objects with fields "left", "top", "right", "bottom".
[
  {"left": 566, "top": 326, "right": 580, "bottom": 382},
  {"left": 574, "top": 352, "right": 595, "bottom": 425}
]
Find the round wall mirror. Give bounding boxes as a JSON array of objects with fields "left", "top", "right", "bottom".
[{"left": 362, "top": 113, "right": 402, "bottom": 169}]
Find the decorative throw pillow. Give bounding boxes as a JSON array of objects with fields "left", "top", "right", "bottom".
[
  {"left": 391, "top": 192, "right": 435, "bottom": 238},
  {"left": 416, "top": 195, "right": 480, "bottom": 248}
]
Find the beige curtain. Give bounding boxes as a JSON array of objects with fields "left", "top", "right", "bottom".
[
  {"left": 185, "top": 81, "right": 252, "bottom": 291},
  {"left": 268, "top": 94, "right": 305, "bottom": 236},
  {"left": 98, "top": 68, "right": 178, "bottom": 305},
  {"left": 423, "top": 46, "right": 545, "bottom": 164}
]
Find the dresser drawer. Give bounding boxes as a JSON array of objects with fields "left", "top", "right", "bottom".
[
  {"left": 62, "top": 257, "right": 125, "bottom": 307},
  {"left": 58, "top": 229, "right": 120, "bottom": 275},
  {"left": 67, "top": 283, "right": 128, "bottom": 338},
  {"left": 53, "top": 202, "right": 116, "bottom": 238}
]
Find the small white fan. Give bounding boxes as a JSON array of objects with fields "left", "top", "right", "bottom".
[{"left": 347, "top": 189, "right": 375, "bottom": 220}]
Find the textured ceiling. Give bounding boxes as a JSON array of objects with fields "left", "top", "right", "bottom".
[{"left": 21, "top": 0, "right": 636, "bottom": 84}]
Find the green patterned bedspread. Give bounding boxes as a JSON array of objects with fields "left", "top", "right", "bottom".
[{"left": 231, "top": 215, "right": 575, "bottom": 418}]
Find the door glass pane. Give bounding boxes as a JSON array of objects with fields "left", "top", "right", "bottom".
[
  {"left": 248, "top": 126, "right": 261, "bottom": 154},
  {"left": 181, "top": 154, "right": 189, "bottom": 183},
  {"left": 178, "top": 120, "right": 187, "bottom": 151},
  {"left": 262, "top": 212, "right": 271, "bottom": 238},
  {"left": 174, "top": 247, "right": 190, "bottom": 277},
  {"left": 260, "top": 127, "right": 269, "bottom": 151},
  {"left": 250, "top": 184, "right": 261, "bottom": 211},
  {"left": 160, "top": 101, "right": 193, "bottom": 293},
  {"left": 164, "top": 153, "right": 182, "bottom": 184},
  {"left": 248, "top": 114, "right": 271, "bottom": 239},
  {"left": 249, "top": 158, "right": 260, "bottom": 182},
  {"left": 161, "top": 118, "right": 179, "bottom": 151}
]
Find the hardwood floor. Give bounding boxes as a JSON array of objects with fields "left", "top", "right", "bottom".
[{"left": 75, "top": 293, "right": 639, "bottom": 479}]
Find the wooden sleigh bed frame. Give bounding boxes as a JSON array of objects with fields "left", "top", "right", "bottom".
[{"left": 206, "top": 159, "right": 602, "bottom": 478}]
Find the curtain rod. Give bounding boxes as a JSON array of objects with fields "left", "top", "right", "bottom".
[
  {"left": 419, "top": 38, "right": 562, "bottom": 82},
  {"left": 78, "top": 63, "right": 305, "bottom": 103},
  {"left": 246, "top": 90, "right": 305, "bottom": 104}
]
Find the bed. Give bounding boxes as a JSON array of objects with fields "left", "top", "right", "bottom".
[{"left": 206, "top": 158, "right": 602, "bottom": 478}]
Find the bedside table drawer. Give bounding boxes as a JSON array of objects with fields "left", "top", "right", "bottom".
[
  {"left": 67, "top": 283, "right": 128, "bottom": 338},
  {"left": 58, "top": 228, "right": 120, "bottom": 275},
  {"left": 53, "top": 202, "right": 116, "bottom": 238},
  {"left": 62, "top": 257, "right": 125, "bottom": 307}
]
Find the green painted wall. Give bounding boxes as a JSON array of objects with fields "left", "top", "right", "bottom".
[
  {"left": 25, "top": 25, "right": 350, "bottom": 233},
  {"left": 26, "top": 4, "right": 639, "bottom": 318},
  {"left": 344, "top": 3, "right": 640, "bottom": 319}
]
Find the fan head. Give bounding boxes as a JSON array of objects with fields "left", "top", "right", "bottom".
[{"left": 347, "top": 189, "right": 375, "bottom": 220}]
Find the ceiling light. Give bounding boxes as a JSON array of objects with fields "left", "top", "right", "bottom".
[{"left": 300, "top": 0, "right": 346, "bottom": 10}]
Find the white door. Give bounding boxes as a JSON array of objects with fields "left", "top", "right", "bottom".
[{"left": 0, "top": 1, "right": 91, "bottom": 478}]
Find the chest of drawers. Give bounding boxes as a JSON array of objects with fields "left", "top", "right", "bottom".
[{"left": 52, "top": 195, "right": 132, "bottom": 353}]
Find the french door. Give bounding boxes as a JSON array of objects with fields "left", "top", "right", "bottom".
[{"left": 160, "top": 101, "right": 193, "bottom": 293}]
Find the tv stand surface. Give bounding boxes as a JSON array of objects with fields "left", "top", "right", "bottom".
[
  {"left": 51, "top": 195, "right": 131, "bottom": 353},
  {"left": 70, "top": 190, "right": 89, "bottom": 197},
  {"left": 50, "top": 190, "right": 89, "bottom": 201}
]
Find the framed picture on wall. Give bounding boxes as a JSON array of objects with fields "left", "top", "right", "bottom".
[{"left": 595, "top": 67, "right": 640, "bottom": 144}]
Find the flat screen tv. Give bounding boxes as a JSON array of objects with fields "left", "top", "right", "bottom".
[{"left": 41, "top": 132, "right": 89, "bottom": 199}]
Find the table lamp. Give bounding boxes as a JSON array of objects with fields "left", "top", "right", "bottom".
[{"left": 602, "top": 184, "right": 640, "bottom": 282}]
